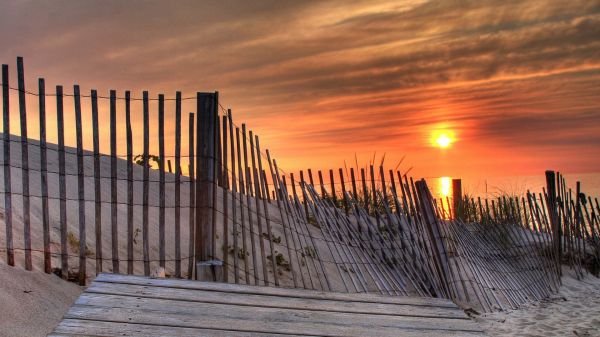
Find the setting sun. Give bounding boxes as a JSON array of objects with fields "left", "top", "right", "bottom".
[
  {"left": 431, "top": 129, "right": 455, "bottom": 149},
  {"left": 436, "top": 134, "right": 452, "bottom": 148}
]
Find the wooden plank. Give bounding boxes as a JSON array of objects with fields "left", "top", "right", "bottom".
[
  {"left": 95, "top": 273, "right": 458, "bottom": 308},
  {"left": 38, "top": 78, "right": 51, "bottom": 273},
  {"left": 91, "top": 90, "right": 102, "bottom": 274},
  {"left": 74, "top": 85, "right": 86, "bottom": 286},
  {"left": 57, "top": 85, "right": 68, "bottom": 279},
  {"left": 87, "top": 276, "right": 466, "bottom": 319},
  {"left": 110, "top": 90, "right": 119, "bottom": 273},
  {"left": 75, "top": 292, "right": 479, "bottom": 329},
  {"left": 51, "top": 319, "right": 288, "bottom": 337},
  {"left": 63, "top": 299, "right": 483, "bottom": 337},
  {"left": 158, "top": 94, "right": 166, "bottom": 268},
  {"left": 175, "top": 92, "right": 182, "bottom": 278},
  {"left": 125, "top": 91, "right": 133, "bottom": 275},
  {"left": 187, "top": 112, "right": 195, "bottom": 279},
  {"left": 142, "top": 91, "right": 150, "bottom": 275},
  {"left": 1, "top": 64, "right": 13, "bottom": 266},
  {"left": 17, "top": 56, "right": 32, "bottom": 270}
]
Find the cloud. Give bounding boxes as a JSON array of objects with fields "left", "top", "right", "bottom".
[{"left": 0, "top": 0, "right": 598, "bottom": 176}]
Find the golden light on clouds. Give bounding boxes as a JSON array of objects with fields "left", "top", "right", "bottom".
[{"left": 0, "top": 0, "right": 598, "bottom": 177}]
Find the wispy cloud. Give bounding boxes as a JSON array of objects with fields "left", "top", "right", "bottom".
[{"left": 0, "top": 0, "right": 598, "bottom": 176}]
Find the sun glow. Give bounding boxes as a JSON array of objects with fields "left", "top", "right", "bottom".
[
  {"left": 431, "top": 129, "right": 455, "bottom": 149},
  {"left": 436, "top": 134, "right": 452, "bottom": 148}
]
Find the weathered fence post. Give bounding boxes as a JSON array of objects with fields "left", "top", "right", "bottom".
[
  {"left": 195, "top": 92, "right": 223, "bottom": 281},
  {"left": 17, "top": 57, "right": 32, "bottom": 271},
  {"left": 1, "top": 64, "right": 13, "bottom": 267},
  {"left": 452, "top": 178, "right": 462, "bottom": 219},
  {"left": 39, "top": 78, "right": 51, "bottom": 274},
  {"left": 545, "top": 170, "right": 562, "bottom": 278}
]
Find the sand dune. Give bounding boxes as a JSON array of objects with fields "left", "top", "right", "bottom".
[
  {"left": 0, "top": 261, "right": 82, "bottom": 337},
  {"left": 478, "top": 267, "right": 600, "bottom": 336}
]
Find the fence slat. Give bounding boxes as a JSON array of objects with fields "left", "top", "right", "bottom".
[
  {"left": 242, "top": 124, "right": 259, "bottom": 285},
  {"left": 329, "top": 169, "right": 336, "bottom": 204},
  {"left": 228, "top": 110, "right": 239, "bottom": 284},
  {"left": 350, "top": 168, "right": 358, "bottom": 201},
  {"left": 158, "top": 94, "right": 166, "bottom": 269},
  {"left": 125, "top": 91, "right": 134, "bottom": 274},
  {"left": 212, "top": 93, "right": 220, "bottom": 260},
  {"left": 187, "top": 112, "right": 195, "bottom": 279},
  {"left": 250, "top": 130, "right": 269, "bottom": 285},
  {"left": 38, "top": 78, "right": 51, "bottom": 273},
  {"left": 17, "top": 57, "right": 32, "bottom": 270},
  {"left": 339, "top": 168, "right": 348, "bottom": 216},
  {"left": 196, "top": 93, "right": 217, "bottom": 264},
  {"left": 1, "top": 64, "right": 13, "bottom": 266},
  {"left": 110, "top": 90, "right": 119, "bottom": 273},
  {"left": 255, "top": 136, "right": 279, "bottom": 286},
  {"left": 235, "top": 126, "right": 251, "bottom": 283},
  {"left": 300, "top": 171, "right": 309, "bottom": 219},
  {"left": 74, "top": 85, "right": 86, "bottom": 286},
  {"left": 142, "top": 91, "right": 150, "bottom": 275},
  {"left": 91, "top": 90, "right": 102, "bottom": 274},
  {"left": 266, "top": 150, "right": 300, "bottom": 288},
  {"left": 56, "top": 86, "right": 68, "bottom": 279},
  {"left": 174, "top": 92, "right": 182, "bottom": 278},
  {"left": 318, "top": 171, "right": 325, "bottom": 199},
  {"left": 221, "top": 114, "right": 229, "bottom": 282}
]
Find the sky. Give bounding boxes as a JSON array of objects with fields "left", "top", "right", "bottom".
[{"left": 0, "top": 0, "right": 599, "bottom": 179}]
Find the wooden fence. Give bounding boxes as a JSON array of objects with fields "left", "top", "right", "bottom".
[{"left": 1, "top": 57, "right": 599, "bottom": 313}]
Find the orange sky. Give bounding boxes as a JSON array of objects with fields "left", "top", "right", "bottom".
[{"left": 0, "top": 0, "right": 599, "bottom": 179}]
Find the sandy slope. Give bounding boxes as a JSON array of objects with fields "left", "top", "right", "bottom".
[
  {"left": 0, "top": 134, "right": 376, "bottom": 292},
  {"left": 0, "top": 261, "right": 82, "bottom": 337},
  {"left": 478, "top": 268, "right": 600, "bottom": 336}
]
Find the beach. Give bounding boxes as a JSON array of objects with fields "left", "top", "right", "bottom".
[{"left": 478, "top": 268, "right": 600, "bottom": 336}]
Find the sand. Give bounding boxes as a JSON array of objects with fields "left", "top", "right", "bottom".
[
  {"left": 0, "top": 261, "right": 82, "bottom": 337},
  {"left": 477, "top": 267, "right": 600, "bottom": 336}
]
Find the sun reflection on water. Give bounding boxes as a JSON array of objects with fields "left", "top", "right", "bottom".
[{"left": 440, "top": 177, "right": 451, "bottom": 197}]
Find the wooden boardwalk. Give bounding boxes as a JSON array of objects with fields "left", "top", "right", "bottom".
[{"left": 50, "top": 273, "right": 485, "bottom": 337}]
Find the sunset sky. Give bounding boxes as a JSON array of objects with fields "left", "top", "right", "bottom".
[{"left": 0, "top": 0, "right": 598, "bottom": 179}]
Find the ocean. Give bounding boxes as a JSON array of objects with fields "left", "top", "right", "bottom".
[{"left": 426, "top": 172, "right": 600, "bottom": 201}]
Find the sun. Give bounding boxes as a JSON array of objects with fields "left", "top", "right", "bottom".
[
  {"left": 435, "top": 134, "right": 452, "bottom": 148},
  {"left": 431, "top": 130, "right": 455, "bottom": 149}
]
